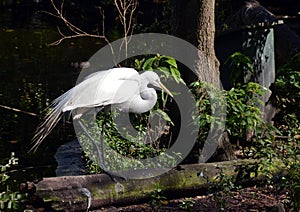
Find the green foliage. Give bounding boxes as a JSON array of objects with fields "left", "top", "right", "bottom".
[
  {"left": 273, "top": 114, "right": 300, "bottom": 211},
  {"left": 81, "top": 105, "right": 180, "bottom": 173},
  {"left": 253, "top": 115, "right": 300, "bottom": 211},
  {"left": 206, "top": 166, "right": 237, "bottom": 211},
  {"left": 135, "top": 54, "right": 184, "bottom": 84},
  {"left": 148, "top": 185, "right": 168, "bottom": 209},
  {"left": 282, "top": 158, "right": 300, "bottom": 211},
  {"left": 188, "top": 51, "right": 300, "bottom": 211},
  {"left": 0, "top": 153, "right": 26, "bottom": 211},
  {"left": 178, "top": 197, "right": 196, "bottom": 211},
  {"left": 258, "top": 54, "right": 300, "bottom": 210},
  {"left": 273, "top": 53, "right": 300, "bottom": 123},
  {"left": 224, "top": 52, "right": 254, "bottom": 86},
  {"left": 225, "top": 82, "right": 265, "bottom": 146},
  {"left": 190, "top": 80, "right": 267, "bottom": 152},
  {"left": 219, "top": 52, "right": 267, "bottom": 151},
  {"left": 0, "top": 153, "right": 18, "bottom": 187},
  {"left": 251, "top": 123, "right": 277, "bottom": 161},
  {"left": 190, "top": 51, "right": 297, "bottom": 150},
  {"left": 189, "top": 81, "right": 221, "bottom": 147},
  {"left": 223, "top": 51, "right": 300, "bottom": 210}
]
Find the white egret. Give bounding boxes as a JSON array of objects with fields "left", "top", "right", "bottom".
[{"left": 31, "top": 67, "right": 173, "bottom": 152}]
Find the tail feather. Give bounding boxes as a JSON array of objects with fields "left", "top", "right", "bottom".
[{"left": 29, "top": 91, "right": 71, "bottom": 152}]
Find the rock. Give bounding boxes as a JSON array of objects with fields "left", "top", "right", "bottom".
[{"left": 54, "top": 139, "right": 87, "bottom": 176}]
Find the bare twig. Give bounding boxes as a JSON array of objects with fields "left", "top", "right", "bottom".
[
  {"left": 42, "top": 0, "right": 106, "bottom": 46},
  {"left": 42, "top": 0, "right": 138, "bottom": 66},
  {"left": 114, "top": 0, "right": 138, "bottom": 58},
  {"left": 43, "top": 0, "right": 138, "bottom": 66},
  {"left": 0, "top": 104, "right": 40, "bottom": 117},
  {"left": 97, "top": 6, "right": 117, "bottom": 66}
]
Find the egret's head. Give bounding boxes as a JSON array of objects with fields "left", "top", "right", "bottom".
[
  {"left": 141, "top": 71, "right": 160, "bottom": 84},
  {"left": 141, "top": 71, "right": 173, "bottom": 97}
]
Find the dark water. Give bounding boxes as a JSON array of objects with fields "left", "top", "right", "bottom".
[
  {"left": 0, "top": 2, "right": 105, "bottom": 179},
  {"left": 0, "top": 0, "right": 166, "bottom": 180}
]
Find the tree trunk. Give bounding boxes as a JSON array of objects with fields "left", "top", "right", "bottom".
[
  {"left": 196, "top": 0, "right": 220, "bottom": 88},
  {"left": 171, "top": 0, "right": 220, "bottom": 88},
  {"left": 170, "top": 0, "right": 235, "bottom": 163}
]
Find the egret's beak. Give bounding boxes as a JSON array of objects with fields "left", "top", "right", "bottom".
[{"left": 159, "top": 81, "right": 173, "bottom": 97}]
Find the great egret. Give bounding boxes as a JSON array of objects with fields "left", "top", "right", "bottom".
[{"left": 31, "top": 67, "right": 173, "bottom": 152}]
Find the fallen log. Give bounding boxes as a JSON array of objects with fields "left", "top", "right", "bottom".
[{"left": 35, "top": 159, "right": 283, "bottom": 211}]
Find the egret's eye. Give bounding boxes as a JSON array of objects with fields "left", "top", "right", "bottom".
[{"left": 147, "top": 84, "right": 156, "bottom": 89}]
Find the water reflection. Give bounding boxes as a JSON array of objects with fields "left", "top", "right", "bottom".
[{"left": 0, "top": 2, "right": 105, "bottom": 179}]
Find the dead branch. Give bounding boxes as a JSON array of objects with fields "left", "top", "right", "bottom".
[
  {"left": 42, "top": 0, "right": 138, "bottom": 66},
  {"left": 42, "top": 0, "right": 107, "bottom": 46},
  {"left": 0, "top": 104, "right": 40, "bottom": 117},
  {"left": 114, "top": 0, "right": 138, "bottom": 57}
]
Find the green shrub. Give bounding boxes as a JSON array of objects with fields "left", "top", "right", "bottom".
[
  {"left": 273, "top": 53, "right": 300, "bottom": 125},
  {"left": 190, "top": 80, "right": 267, "bottom": 155},
  {"left": 0, "top": 153, "right": 27, "bottom": 211}
]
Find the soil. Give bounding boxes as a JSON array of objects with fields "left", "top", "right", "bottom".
[{"left": 92, "top": 185, "right": 291, "bottom": 212}]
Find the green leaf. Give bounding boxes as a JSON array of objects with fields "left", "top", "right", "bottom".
[
  {"left": 161, "top": 56, "right": 178, "bottom": 68},
  {"left": 1, "top": 166, "right": 6, "bottom": 172},
  {"left": 0, "top": 201, "right": 5, "bottom": 210},
  {"left": 142, "top": 57, "right": 156, "bottom": 70},
  {"left": 1, "top": 174, "right": 10, "bottom": 182},
  {"left": 170, "top": 67, "right": 184, "bottom": 83},
  {"left": 7, "top": 200, "right": 12, "bottom": 209},
  {"left": 134, "top": 58, "right": 145, "bottom": 70},
  {"left": 157, "top": 66, "right": 171, "bottom": 77},
  {"left": 153, "top": 109, "right": 174, "bottom": 125}
]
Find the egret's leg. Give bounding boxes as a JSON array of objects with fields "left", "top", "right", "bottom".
[
  {"left": 73, "top": 107, "right": 105, "bottom": 168},
  {"left": 99, "top": 113, "right": 127, "bottom": 182},
  {"left": 76, "top": 119, "right": 119, "bottom": 182},
  {"left": 76, "top": 120, "right": 104, "bottom": 168},
  {"left": 100, "top": 111, "right": 107, "bottom": 169},
  {"left": 99, "top": 110, "right": 127, "bottom": 182}
]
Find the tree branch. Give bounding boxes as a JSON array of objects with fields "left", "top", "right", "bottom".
[
  {"left": 43, "top": 0, "right": 106, "bottom": 46},
  {"left": 42, "top": 0, "right": 138, "bottom": 66}
]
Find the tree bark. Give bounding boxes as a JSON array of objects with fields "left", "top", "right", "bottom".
[
  {"left": 171, "top": 0, "right": 220, "bottom": 87},
  {"left": 170, "top": 0, "right": 235, "bottom": 163},
  {"left": 196, "top": 0, "right": 220, "bottom": 88}
]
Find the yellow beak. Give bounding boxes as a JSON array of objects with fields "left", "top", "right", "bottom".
[{"left": 159, "top": 81, "right": 173, "bottom": 97}]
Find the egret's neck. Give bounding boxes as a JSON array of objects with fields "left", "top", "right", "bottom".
[
  {"left": 139, "top": 80, "right": 149, "bottom": 92},
  {"left": 129, "top": 88, "right": 157, "bottom": 114}
]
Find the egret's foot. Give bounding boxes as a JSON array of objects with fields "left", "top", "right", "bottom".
[{"left": 104, "top": 171, "right": 127, "bottom": 183}]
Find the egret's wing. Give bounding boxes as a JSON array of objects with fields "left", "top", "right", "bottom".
[
  {"left": 62, "top": 67, "right": 140, "bottom": 111},
  {"left": 30, "top": 67, "right": 140, "bottom": 151}
]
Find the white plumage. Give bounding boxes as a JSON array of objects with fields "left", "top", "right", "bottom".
[{"left": 31, "top": 67, "right": 172, "bottom": 151}]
